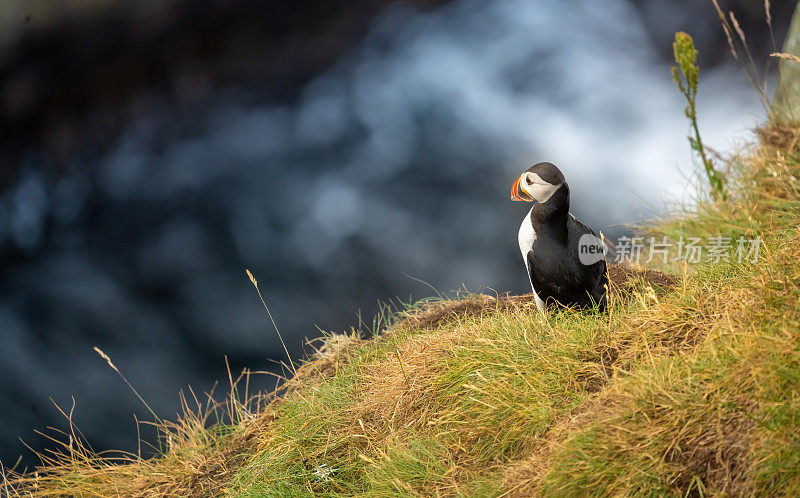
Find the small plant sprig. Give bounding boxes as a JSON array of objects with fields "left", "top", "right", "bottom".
[{"left": 672, "top": 32, "right": 727, "bottom": 201}]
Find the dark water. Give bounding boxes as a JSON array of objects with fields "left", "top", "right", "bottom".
[{"left": 0, "top": 0, "right": 782, "bottom": 468}]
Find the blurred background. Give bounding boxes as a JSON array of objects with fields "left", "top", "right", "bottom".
[{"left": 0, "top": 0, "right": 792, "bottom": 468}]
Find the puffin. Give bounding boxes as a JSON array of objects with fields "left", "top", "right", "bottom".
[{"left": 510, "top": 162, "right": 607, "bottom": 312}]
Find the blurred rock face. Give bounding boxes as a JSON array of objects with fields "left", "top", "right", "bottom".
[{"left": 0, "top": 0, "right": 785, "bottom": 466}]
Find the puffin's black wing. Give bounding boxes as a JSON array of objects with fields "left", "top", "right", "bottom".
[{"left": 566, "top": 215, "right": 608, "bottom": 309}]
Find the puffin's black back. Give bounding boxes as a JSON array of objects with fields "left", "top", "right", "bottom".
[{"left": 526, "top": 217, "right": 607, "bottom": 310}]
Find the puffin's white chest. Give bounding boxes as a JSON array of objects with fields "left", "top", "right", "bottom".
[
  {"left": 518, "top": 208, "right": 536, "bottom": 259},
  {"left": 518, "top": 208, "right": 546, "bottom": 312}
]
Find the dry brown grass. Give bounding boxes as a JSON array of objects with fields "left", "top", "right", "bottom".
[
  {"left": 758, "top": 122, "right": 800, "bottom": 151},
  {"left": 2, "top": 372, "right": 277, "bottom": 497},
  {"left": 289, "top": 330, "right": 367, "bottom": 386},
  {"left": 389, "top": 264, "right": 677, "bottom": 334}
]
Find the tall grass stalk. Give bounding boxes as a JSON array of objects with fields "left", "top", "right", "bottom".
[{"left": 672, "top": 31, "right": 728, "bottom": 201}]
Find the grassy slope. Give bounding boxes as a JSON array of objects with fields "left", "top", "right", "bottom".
[{"left": 4, "top": 123, "right": 800, "bottom": 496}]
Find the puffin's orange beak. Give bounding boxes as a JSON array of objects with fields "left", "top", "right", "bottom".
[{"left": 510, "top": 174, "right": 531, "bottom": 202}]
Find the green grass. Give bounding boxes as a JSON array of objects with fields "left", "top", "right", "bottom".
[{"left": 5, "top": 123, "right": 800, "bottom": 496}]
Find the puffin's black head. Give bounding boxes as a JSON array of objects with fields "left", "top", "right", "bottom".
[{"left": 510, "top": 162, "right": 567, "bottom": 204}]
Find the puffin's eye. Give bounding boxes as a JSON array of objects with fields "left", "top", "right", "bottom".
[{"left": 525, "top": 176, "right": 533, "bottom": 185}]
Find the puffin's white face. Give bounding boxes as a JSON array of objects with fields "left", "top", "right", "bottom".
[{"left": 510, "top": 171, "right": 561, "bottom": 203}]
